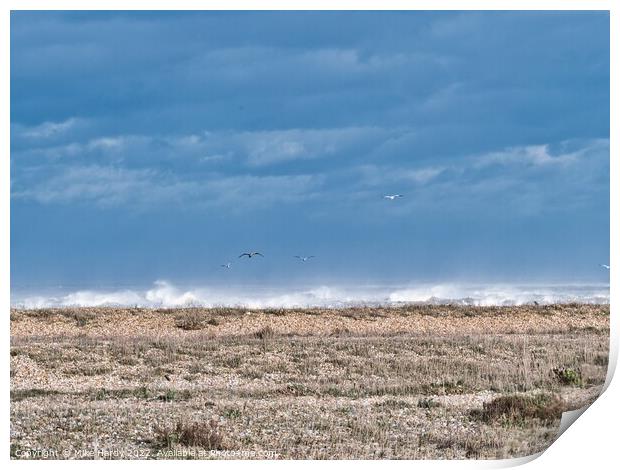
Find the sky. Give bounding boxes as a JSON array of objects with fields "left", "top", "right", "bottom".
[{"left": 10, "top": 11, "right": 610, "bottom": 294}]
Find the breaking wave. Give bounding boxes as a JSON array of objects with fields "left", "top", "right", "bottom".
[{"left": 11, "top": 280, "right": 610, "bottom": 309}]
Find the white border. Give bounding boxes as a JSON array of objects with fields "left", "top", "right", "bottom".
[
  {"left": 1, "top": 1, "right": 616, "bottom": 11},
  {"left": 2, "top": 2, "right": 616, "bottom": 468}
]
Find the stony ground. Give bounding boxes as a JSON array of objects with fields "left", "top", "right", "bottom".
[{"left": 10, "top": 304, "right": 609, "bottom": 459}]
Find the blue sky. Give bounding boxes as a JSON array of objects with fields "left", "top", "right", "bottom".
[{"left": 10, "top": 11, "right": 610, "bottom": 290}]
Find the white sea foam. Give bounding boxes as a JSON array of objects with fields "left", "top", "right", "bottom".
[{"left": 10, "top": 280, "right": 609, "bottom": 308}]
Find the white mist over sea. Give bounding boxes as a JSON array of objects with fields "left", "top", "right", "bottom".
[{"left": 11, "top": 280, "right": 610, "bottom": 309}]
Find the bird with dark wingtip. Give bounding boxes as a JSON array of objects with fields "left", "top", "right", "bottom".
[{"left": 239, "top": 252, "right": 264, "bottom": 258}]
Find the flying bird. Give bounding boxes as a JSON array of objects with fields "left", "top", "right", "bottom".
[
  {"left": 239, "top": 252, "right": 264, "bottom": 258},
  {"left": 221, "top": 263, "right": 232, "bottom": 269},
  {"left": 383, "top": 194, "right": 403, "bottom": 200},
  {"left": 600, "top": 264, "right": 610, "bottom": 270},
  {"left": 295, "top": 256, "right": 315, "bottom": 262}
]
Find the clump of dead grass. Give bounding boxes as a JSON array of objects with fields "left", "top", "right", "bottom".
[
  {"left": 417, "top": 397, "right": 441, "bottom": 409},
  {"left": 155, "top": 419, "right": 225, "bottom": 450},
  {"left": 174, "top": 311, "right": 209, "bottom": 330},
  {"left": 473, "top": 393, "right": 566, "bottom": 425},
  {"left": 254, "top": 325, "right": 275, "bottom": 340}
]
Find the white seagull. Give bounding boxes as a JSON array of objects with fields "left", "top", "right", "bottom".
[
  {"left": 221, "top": 262, "right": 232, "bottom": 269},
  {"left": 600, "top": 264, "right": 610, "bottom": 270},
  {"left": 383, "top": 194, "right": 403, "bottom": 200},
  {"left": 295, "top": 256, "right": 315, "bottom": 262},
  {"left": 239, "top": 252, "right": 264, "bottom": 258}
]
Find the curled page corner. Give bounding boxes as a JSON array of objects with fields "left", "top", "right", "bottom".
[
  {"left": 557, "top": 403, "right": 591, "bottom": 439},
  {"left": 495, "top": 451, "right": 544, "bottom": 467},
  {"left": 495, "top": 402, "right": 599, "bottom": 468}
]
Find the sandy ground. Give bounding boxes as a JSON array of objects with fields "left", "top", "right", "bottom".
[{"left": 10, "top": 304, "right": 609, "bottom": 459}]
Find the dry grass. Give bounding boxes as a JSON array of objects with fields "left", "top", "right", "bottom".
[
  {"left": 472, "top": 393, "right": 567, "bottom": 425},
  {"left": 174, "top": 311, "right": 214, "bottom": 330},
  {"left": 10, "top": 304, "right": 609, "bottom": 460},
  {"left": 155, "top": 419, "right": 225, "bottom": 450},
  {"left": 253, "top": 325, "right": 275, "bottom": 340}
]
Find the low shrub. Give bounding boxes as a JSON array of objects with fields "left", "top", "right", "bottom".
[
  {"left": 553, "top": 367, "right": 583, "bottom": 386},
  {"left": 472, "top": 393, "right": 565, "bottom": 425},
  {"left": 254, "top": 325, "right": 275, "bottom": 340},
  {"left": 175, "top": 311, "right": 206, "bottom": 330},
  {"left": 417, "top": 398, "right": 441, "bottom": 409},
  {"left": 155, "top": 419, "right": 225, "bottom": 450}
]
